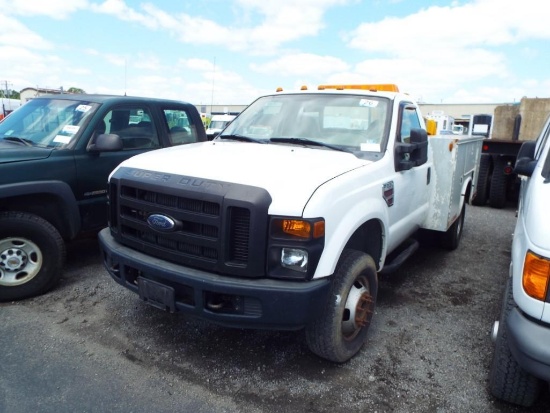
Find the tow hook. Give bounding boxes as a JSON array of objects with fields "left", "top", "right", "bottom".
[
  {"left": 206, "top": 293, "right": 242, "bottom": 312},
  {"left": 491, "top": 320, "right": 499, "bottom": 343},
  {"left": 207, "top": 300, "right": 223, "bottom": 310}
]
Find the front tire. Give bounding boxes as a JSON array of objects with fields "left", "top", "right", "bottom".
[
  {"left": 489, "top": 277, "right": 541, "bottom": 406},
  {"left": 0, "top": 211, "right": 65, "bottom": 301},
  {"left": 305, "top": 250, "right": 378, "bottom": 363}
]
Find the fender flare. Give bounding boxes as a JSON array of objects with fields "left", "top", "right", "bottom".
[
  {"left": 462, "top": 172, "right": 474, "bottom": 207},
  {"left": 0, "top": 180, "right": 81, "bottom": 239},
  {"left": 313, "top": 197, "right": 389, "bottom": 277}
]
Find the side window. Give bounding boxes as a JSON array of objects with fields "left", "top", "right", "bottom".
[
  {"left": 163, "top": 109, "right": 198, "bottom": 145},
  {"left": 102, "top": 106, "right": 159, "bottom": 150},
  {"left": 399, "top": 107, "right": 421, "bottom": 143}
]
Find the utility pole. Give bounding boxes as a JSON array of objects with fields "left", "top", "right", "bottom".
[
  {"left": 1, "top": 80, "right": 13, "bottom": 116},
  {"left": 1, "top": 80, "right": 12, "bottom": 98}
]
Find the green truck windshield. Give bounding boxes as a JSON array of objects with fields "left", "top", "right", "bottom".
[{"left": 0, "top": 98, "right": 99, "bottom": 148}]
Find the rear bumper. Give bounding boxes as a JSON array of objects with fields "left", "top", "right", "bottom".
[
  {"left": 98, "top": 228, "right": 331, "bottom": 330},
  {"left": 507, "top": 307, "right": 550, "bottom": 382}
]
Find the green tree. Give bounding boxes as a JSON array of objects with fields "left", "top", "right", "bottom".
[
  {"left": 0, "top": 90, "right": 20, "bottom": 99},
  {"left": 67, "top": 87, "right": 86, "bottom": 94}
]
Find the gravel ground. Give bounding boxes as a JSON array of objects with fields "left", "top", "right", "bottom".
[{"left": 1, "top": 203, "right": 549, "bottom": 413}]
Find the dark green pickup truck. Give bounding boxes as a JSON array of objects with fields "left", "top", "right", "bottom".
[{"left": 0, "top": 94, "right": 206, "bottom": 301}]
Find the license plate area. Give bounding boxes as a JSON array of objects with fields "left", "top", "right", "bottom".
[{"left": 138, "top": 277, "right": 175, "bottom": 313}]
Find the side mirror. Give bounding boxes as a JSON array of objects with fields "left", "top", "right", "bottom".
[
  {"left": 514, "top": 157, "right": 537, "bottom": 177},
  {"left": 410, "top": 128, "right": 428, "bottom": 166},
  {"left": 514, "top": 141, "right": 537, "bottom": 177},
  {"left": 88, "top": 133, "right": 123, "bottom": 152},
  {"left": 394, "top": 128, "right": 428, "bottom": 171},
  {"left": 516, "top": 140, "right": 536, "bottom": 159}
]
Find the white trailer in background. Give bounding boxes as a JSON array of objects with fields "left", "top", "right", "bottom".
[{"left": 424, "top": 110, "right": 455, "bottom": 135}]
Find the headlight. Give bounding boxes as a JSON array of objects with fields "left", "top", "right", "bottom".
[
  {"left": 267, "top": 217, "right": 325, "bottom": 280},
  {"left": 522, "top": 250, "right": 550, "bottom": 301},
  {"left": 281, "top": 248, "right": 309, "bottom": 272}
]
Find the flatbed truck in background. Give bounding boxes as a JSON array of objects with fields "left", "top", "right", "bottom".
[{"left": 469, "top": 98, "right": 550, "bottom": 208}]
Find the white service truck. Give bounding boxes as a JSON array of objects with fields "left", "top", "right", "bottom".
[{"left": 98, "top": 84, "right": 483, "bottom": 362}]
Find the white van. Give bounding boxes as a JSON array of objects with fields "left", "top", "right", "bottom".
[
  {"left": 206, "top": 114, "right": 236, "bottom": 139},
  {"left": 489, "top": 114, "right": 550, "bottom": 407}
]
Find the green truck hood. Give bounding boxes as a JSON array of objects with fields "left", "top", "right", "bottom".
[{"left": 0, "top": 144, "right": 53, "bottom": 164}]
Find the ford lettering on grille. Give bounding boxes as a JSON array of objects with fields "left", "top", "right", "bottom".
[{"left": 147, "top": 214, "right": 176, "bottom": 231}]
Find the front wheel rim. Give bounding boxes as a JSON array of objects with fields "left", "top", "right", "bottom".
[
  {"left": 342, "top": 275, "right": 374, "bottom": 340},
  {"left": 0, "top": 237, "right": 43, "bottom": 286}
]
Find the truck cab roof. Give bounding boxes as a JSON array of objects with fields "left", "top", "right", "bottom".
[{"left": 33, "top": 93, "right": 196, "bottom": 106}]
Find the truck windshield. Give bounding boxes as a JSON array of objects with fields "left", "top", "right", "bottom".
[
  {"left": 0, "top": 98, "right": 99, "bottom": 148},
  {"left": 219, "top": 93, "right": 389, "bottom": 155}
]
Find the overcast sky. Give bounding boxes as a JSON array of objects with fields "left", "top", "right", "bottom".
[{"left": 1, "top": 0, "right": 548, "bottom": 106}]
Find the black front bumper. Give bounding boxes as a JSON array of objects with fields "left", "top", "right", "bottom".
[{"left": 98, "top": 228, "right": 331, "bottom": 330}]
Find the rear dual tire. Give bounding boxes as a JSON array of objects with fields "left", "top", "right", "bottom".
[
  {"left": 489, "top": 156, "right": 509, "bottom": 209},
  {"left": 472, "top": 154, "right": 492, "bottom": 206}
]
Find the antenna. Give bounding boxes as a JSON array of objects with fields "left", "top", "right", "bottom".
[{"left": 210, "top": 57, "right": 216, "bottom": 116}]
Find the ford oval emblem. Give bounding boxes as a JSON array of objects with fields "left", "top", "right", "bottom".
[{"left": 147, "top": 214, "right": 176, "bottom": 231}]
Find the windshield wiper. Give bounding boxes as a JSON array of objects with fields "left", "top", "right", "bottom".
[
  {"left": 217, "top": 134, "right": 267, "bottom": 144},
  {"left": 1, "top": 136, "right": 34, "bottom": 146},
  {"left": 270, "top": 137, "right": 351, "bottom": 153}
]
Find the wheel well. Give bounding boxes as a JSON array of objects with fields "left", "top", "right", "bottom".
[
  {"left": 465, "top": 180, "right": 472, "bottom": 204},
  {"left": 343, "top": 219, "right": 383, "bottom": 271},
  {"left": 0, "top": 194, "right": 76, "bottom": 239}
]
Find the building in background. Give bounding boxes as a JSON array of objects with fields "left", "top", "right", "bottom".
[{"left": 20, "top": 87, "right": 65, "bottom": 103}]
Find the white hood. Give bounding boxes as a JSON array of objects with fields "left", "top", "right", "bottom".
[{"left": 117, "top": 141, "right": 370, "bottom": 215}]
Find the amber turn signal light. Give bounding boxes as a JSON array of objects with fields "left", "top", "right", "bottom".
[
  {"left": 523, "top": 251, "right": 550, "bottom": 301},
  {"left": 277, "top": 219, "right": 325, "bottom": 239}
]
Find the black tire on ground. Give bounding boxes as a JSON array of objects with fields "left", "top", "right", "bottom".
[
  {"left": 305, "top": 249, "right": 378, "bottom": 363},
  {"left": 472, "top": 154, "right": 492, "bottom": 206},
  {"left": 440, "top": 204, "right": 465, "bottom": 251},
  {"left": 489, "top": 156, "right": 509, "bottom": 209},
  {"left": 489, "top": 277, "right": 541, "bottom": 407},
  {"left": 0, "top": 211, "right": 65, "bottom": 301}
]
